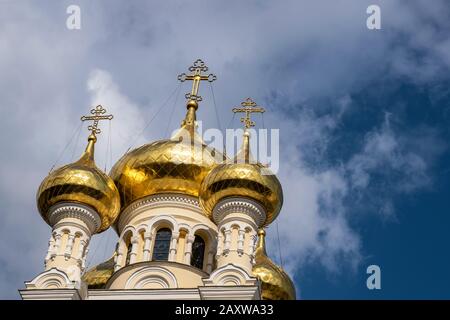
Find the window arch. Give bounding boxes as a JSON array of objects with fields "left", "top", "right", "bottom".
[
  {"left": 152, "top": 228, "right": 172, "bottom": 261},
  {"left": 190, "top": 235, "right": 206, "bottom": 269}
]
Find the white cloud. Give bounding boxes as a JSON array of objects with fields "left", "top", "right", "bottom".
[{"left": 0, "top": 0, "right": 448, "bottom": 299}]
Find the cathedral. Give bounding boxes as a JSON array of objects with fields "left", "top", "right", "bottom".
[{"left": 19, "top": 60, "right": 296, "bottom": 300}]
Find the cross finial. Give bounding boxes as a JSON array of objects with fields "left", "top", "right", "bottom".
[
  {"left": 232, "top": 98, "right": 265, "bottom": 129},
  {"left": 80, "top": 105, "right": 113, "bottom": 136},
  {"left": 178, "top": 59, "right": 217, "bottom": 103}
]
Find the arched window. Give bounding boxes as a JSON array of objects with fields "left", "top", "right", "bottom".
[
  {"left": 190, "top": 235, "right": 205, "bottom": 269},
  {"left": 152, "top": 228, "right": 172, "bottom": 261}
]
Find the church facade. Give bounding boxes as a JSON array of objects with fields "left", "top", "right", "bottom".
[{"left": 19, "top": 60, "right": 296, "bottom": 300}]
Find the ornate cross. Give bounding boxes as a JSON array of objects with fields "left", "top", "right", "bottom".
[
  {"left": 232, "top": 98, "right": 265, "bottom": 129},
  {"left": 178, "top": 59, "right": 217, "bottom": 102},
  {"left": 80, "top": 105, "right": 113, "bottom": 135}
]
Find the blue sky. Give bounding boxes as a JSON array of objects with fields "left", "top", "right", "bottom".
[{"left": 0, "top": 0, "right": 449, "bottom": 299}]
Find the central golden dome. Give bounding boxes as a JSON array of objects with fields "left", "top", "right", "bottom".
[
  {"left": 110, "top": 59, "right": 225, "bottom": 210},
  {"left": 110, "top": 117, "right": 224, "bottom": 209}
]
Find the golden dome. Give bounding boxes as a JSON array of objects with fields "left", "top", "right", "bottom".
[
  {"left": 199, "top": 131, "right": 283, "bottom": 226},
  {"left": 37, "top": 134, "right": 121, "bottom": 233},
  {"left": 253, "top": 229, "right": 296, "bottom": 300},
  {"left": 110, "top": 108, "right": 225, "bottom": 210},
  {"left": 82, "top": 255, "right": 115, "bottom": 289}
]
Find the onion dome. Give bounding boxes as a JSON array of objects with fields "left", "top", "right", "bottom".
[
  {"left": 199, "top": 129, "right": 283, "bottom": 226},
  {"left": 110, "top": 59, "right": 224, "bottom": 209},
  {"left": 253, "top": 229, "right": 296, "bottom": 300},
  {"left": 37, "top": 106, "right": 120, "bottom": 233},
  {"left": 110, "top": 104, "right": 224, "bottom": 209},
  {"left": 82, "top": 254, "right": 115, "bottom": 289}
]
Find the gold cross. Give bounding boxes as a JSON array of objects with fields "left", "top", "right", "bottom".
[
  {"left": 232, "top": 98, "right": 265, "bottom": 129},
  {"left": 178, "top": 59, "right": 217, "bottom": 103},
  {"left": 80, "top": 105, "right": 113, "bottom": 135}
]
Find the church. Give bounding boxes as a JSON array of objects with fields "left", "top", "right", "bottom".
[{"left": 19, "top": 60, "right": 296, "bottom": 300}]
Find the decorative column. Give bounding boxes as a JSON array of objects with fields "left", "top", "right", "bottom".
[
  {"left": 237, "top": 229, "right": 245, "bottom": 256},
  {"left": 81, "top": 247, "right": 89, "bottom": 272},
  {"left": 216, "top": 233, "right": 223, "bottom": 259},
  {"left": 76, "top": 239, "right": 87, "bottom": 261},
  {"left": 142, "top": 231, "right": 153, "bottom": 261},
  {"left": 223, "top": 228, "right": 232, "bottom": 254},
  {"left": 184, "top": 234, "right": 195, "bottom": 264},
  {"left": 64, "top": 233, "right": 76, "bottom": 260},
  {"left": 129, "top": 235, "right": 139, "bottom": 264},
  {"left": 169, "top": 232, "right": 180, "bottom": 262},
  {"left": 52, "top": 233, "right": 62, "bottom": 258},
  {"left": 44, "top": 235, "right": 56, "bottom": 266},
  {"left": 115, "top": 248, "right": 124, "bottom": 272},
  {"left": 39, "top": 202, "right": 101, "bottom": 287},
  {"left": 212, "top": 197, "right": 266, "bottom": 273},
  {"left": 206, "top": 249, "right": 215, "bottom": 273}
]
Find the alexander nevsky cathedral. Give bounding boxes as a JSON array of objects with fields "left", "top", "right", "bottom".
[{"left": 19, "top": 60, "right": 296, "bottom": 300}]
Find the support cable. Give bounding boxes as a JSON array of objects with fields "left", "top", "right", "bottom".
[
  {"left": 124, "top": 84, "right": 181, "bottom": 153},
  {"left": 164, "top": 84, "right": 182, "bottom": 138},
  {"left": 49, "top": 121, "right": 82, "bottom": 173},
  {"left": 262, "top": 113, "right": 284, "bottom": 268}
]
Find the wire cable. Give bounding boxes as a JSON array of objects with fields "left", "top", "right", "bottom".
[
  {"left": 124, "top": 84, "right": 181, "bottom": 153},
  {"left": 164, "top": 84, "right": 182, "bottom": 138},
  {"left": 49, "top": 121, "right": 82, "bottom": 173},
  {"left": 209, "top": 83, "right": 222, "bottom": 132},
  {"left": 262, "top": 113, "right": 284, "bottom": 267}
]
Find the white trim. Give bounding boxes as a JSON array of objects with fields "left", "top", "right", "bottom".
[
  {"left": 203, "top": 264, "right": 258, "bottom": 287},
  {"left": 213, "top": 198, "right": 266, "bottom": 227},
  {"left": 124, "top": 266, "right": 178, "bottom": 289},
  {"left": 48, "top": 202, "right": 101, "bottom": 234},
  {"left": 24, "top": 268, "right": 76, "bottom": 290},
  {"left": 117, "top": 193, "right": 203, "bottom": 231}
]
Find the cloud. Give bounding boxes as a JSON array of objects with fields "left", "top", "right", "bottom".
[
  {"left": 0, "top": 0, "right": 448, "bottom": 299},
  {"left": 86, "top": 68, "right": 147, "bottom": 170}
]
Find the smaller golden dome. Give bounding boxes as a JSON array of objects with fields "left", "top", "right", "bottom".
[
  {"left": 82, "top": 254, "right": 115, "bottom": 289},
  {"left": 37, "top": 134, "right": 121, "bottom": 232},
  {"left": 253, "top": 229, "right": 296, "bottom": 300},
  {"left": 199, "top": 131, "right": 283, "bottom": 226}
]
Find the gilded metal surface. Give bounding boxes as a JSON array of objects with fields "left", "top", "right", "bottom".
[
  {"left": 232, "top": 97, "right": 265, "bottom": 129},
  {"left": 177, "top": 59, "right": 217, "bottom": 104},
  {"left": 110, "top": 60, "right": 224, "bottom": 211},
  {"left": 37, "top": 106, "right": 120, "bottom": 233},
  {"left": 80, "top": 105, "right": 113, "bottom": 135},
  {"left": 110, "top": 128, "right": 224, "bottom": 210},
  {"left": 252, "top": 229, "right": 296, "bottom": 300},
  {"left": 199, "top": 161, "right": 282, "bottom": 226},
  {"left": 82, "top": 255, "right": 115, "bottom": 289},
  {"left": 199, "top": 102, "right": 282, "bottom": 226}
]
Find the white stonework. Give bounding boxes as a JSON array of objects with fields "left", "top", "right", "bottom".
[
  {"left": 24, "top": 268, "right": 76, "bottom": 290},
  {"left": 113, "top": 194, "right": 218, "bottom": 275},
  {"left": 21, "top": 193, "right": 264, "bottom": 300},
  {"left": 24, "top": 202, "right": 99, "bottom": 293},
  {"left": 202, "top": 264, "right": 259, "bottom": 287},
  {"left": 213, "top": 198, "right": 263, "bottom": 273}
]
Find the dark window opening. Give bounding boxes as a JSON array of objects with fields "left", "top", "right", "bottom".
[
  {"left": 152, "top": 228, "right": 172, "bottom": 261},
  {"left": 125, "top": 242, "right": 133, "bottom": 265},
  {"left": 190, "top": 235, "right": 206, "bottom": 269}
]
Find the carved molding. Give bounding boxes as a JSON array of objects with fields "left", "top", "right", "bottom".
[
  {"left": 213, "top": 198, "right": 266, "bottom": 227},
  {"left": 203, "top": 263, "right": 258, "bottom": 287},
  {"left": 24, "top": 268, "right": 76, "bottom": 290},
  {"left": 125, "top": 266, "right": 178, "bottom": 289},
  {"left": 117, "top": 194, "right": 204, "bottom": 230},
  {"left": 48, "top": 202, "right": 101, "bottom": 234}
]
